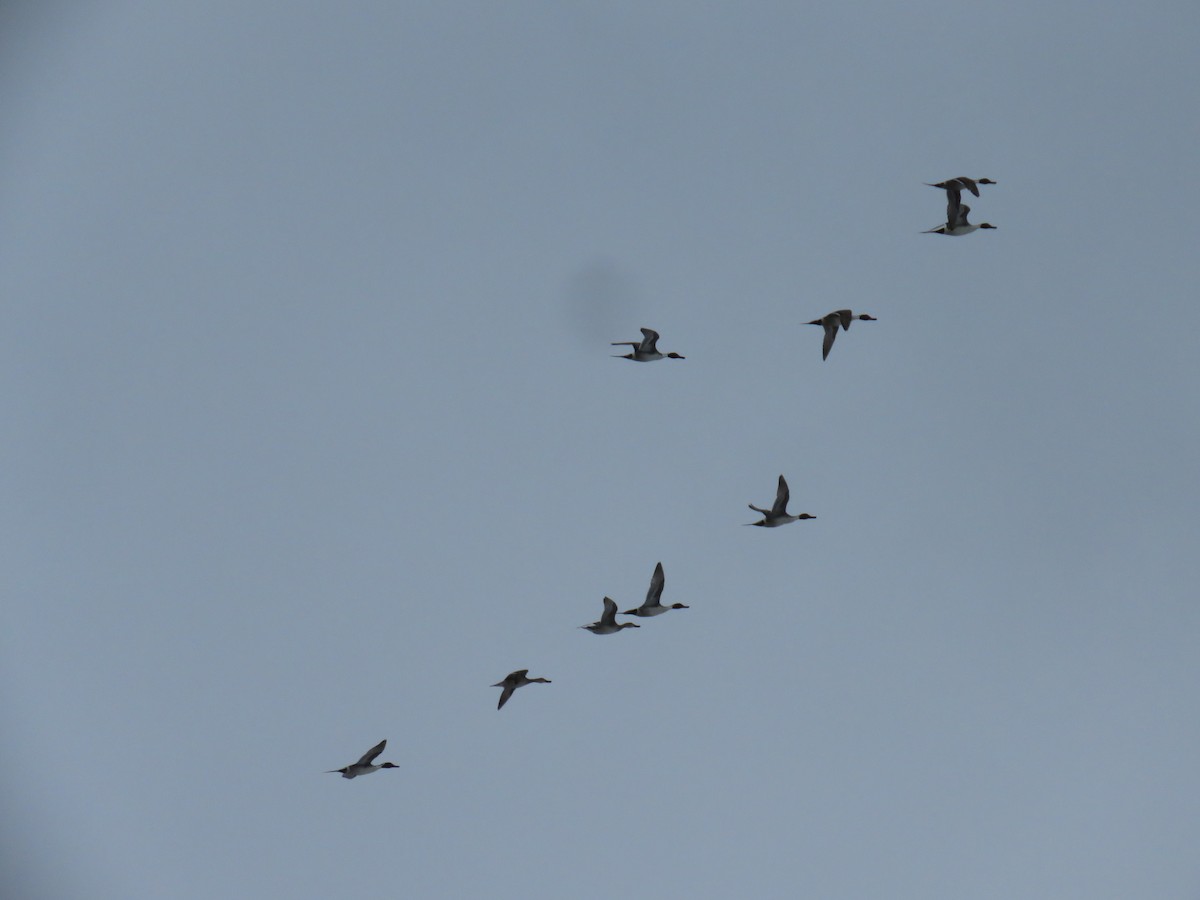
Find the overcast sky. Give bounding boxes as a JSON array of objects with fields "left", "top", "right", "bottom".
[{"left": 3, "top": 2, "right": 1199, "bottom": 898}]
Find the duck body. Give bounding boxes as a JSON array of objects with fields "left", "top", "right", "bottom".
[{"left": 923, "top": 204, "right": 997, "bottom": 236}]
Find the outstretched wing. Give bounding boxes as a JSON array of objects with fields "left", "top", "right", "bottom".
[
  {"left": 821, "top": 319, "right": 838, "bottom": 360},
  {"left": 638, "top": 328, "right": 660, "bottom": 352},
  {"left": 600, "top": 596, "right": 619, "bottom": 625},
  {"left": 772, "top": 475, "right": 790, "bottom": 516},
  {"left": 945, "top": 186, "right": 964, "bottom": 227},
  {"left": 644, "top": 562, "right": 665, "bottom": 607},
  {"left": 356, "top": 739, "right": 387, "bottom": 766}
]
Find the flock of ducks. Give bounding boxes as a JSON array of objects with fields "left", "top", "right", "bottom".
[
  {"left": 577, "top": 560, "right": 691, "bottom": 636},
  {"left": 328, "top": 177, "right": 998, "bottom": 777}
]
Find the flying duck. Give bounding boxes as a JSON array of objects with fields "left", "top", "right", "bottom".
[
  {"left": 326, "top": 740, "right": 398, "bottom": 779},
  {"left": 581, "top": 596, "right": 641, "bottom": 634},
  {"left": 747, "top": 474, "right": 815, "bottom": 527},
  {"left": 492, "top": 669, "right": 552, "bottom": 710},
  {"left": 925, "top": 176, "right": 996, "bottom": 197},
  {"left": 923, "top": 202, "right": 997, "bottom": 236},
  {"left": 622, "top": 562, "right": 688, "bottom": 617},
  {"left": 806, "top": 309, "right": 876, "bottom": 360},
  {"left": 611, "top": 328, "right": 685, "bottom": 362}
]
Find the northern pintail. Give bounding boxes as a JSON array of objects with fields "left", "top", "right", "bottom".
[
  {"left": 806, "top": 309, "right": 876, "bottom": 360},
  {"left": 622, "top": 562, "right": 688, "bottom": 617},
  {"left": 581, "top": 596, "right": 641, "bottom": 634},
  {"left": 923, "top": 202, "right": 996, "bottom": 236},
  {"left": 326, "top": 740, "right": 398, "bottom": 779},
  {"left": 492, "top": 669, "right": 551, "bottom": 710},
  {"left": 746, "top": 474, "right": 815, "bottom": 527},
  {"left": 611, "top": 328, "right": 685, "bottom": 362},
  {"left": 925, "top": 176, "right": 996, "bottom": 198}
]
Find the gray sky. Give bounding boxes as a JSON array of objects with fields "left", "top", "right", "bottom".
[{"left": 3, "top": 2, "right": 1199, "bottom": 898}]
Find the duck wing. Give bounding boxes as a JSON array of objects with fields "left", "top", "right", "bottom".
[
  {"left": 772, "top": 475, "right": 790, "bottom": 516},
  {"left": 356, "top": 739, "right": 387, "bottom": 766},
  {"left": 644, "top": 562, "right": 665, "bottom": 608},
  {"left": 955, "top": 176, "right": 981, "bottom": 197},
  {"left": 821, "top": 318, "right": 839, "bottom": 360},
  {"left": 599, "top": 596, "right": 619, "bottom": 626},
  {"left": 945, "top": 187, "right": 964, "bottom": 227}
]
